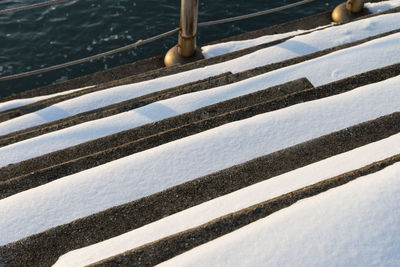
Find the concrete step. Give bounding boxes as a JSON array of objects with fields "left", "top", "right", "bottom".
[
  {"left": 1, "top": 61, "right": 399, "bottom": 190},
  {"left": 89, "top": 153, "right": 400, "bottom": 266},
  {"left": 0, "top": 78, "right": 312, "bottom": 197},
  {"left": 1, "top": 111, "right": 399, "bottom": 267},
  {"left": 1, "top": 27, "right": 399, "bottom": 147}
]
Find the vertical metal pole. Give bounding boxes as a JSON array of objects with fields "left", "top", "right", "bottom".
[
  {"left": 178, "top": 0, "right": 199, "bottom": 57},
  {"left": 164, "top": 0, "right": 203, "bottom": 66}
]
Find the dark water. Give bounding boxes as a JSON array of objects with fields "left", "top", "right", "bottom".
[{"left": 0, "top": 0, "right": 343, "bottom": 97}]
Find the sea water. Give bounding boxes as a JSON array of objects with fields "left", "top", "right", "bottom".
[{"left": 0, "top": 0, "right": 342, "bottom": 96}]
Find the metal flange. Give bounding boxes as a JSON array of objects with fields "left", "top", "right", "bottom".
[
  {"left": 332, "top": 0, "right": 364, "bottom": 23},
  {"left": 164, "top": 45, "right": 204, "bottom": 66}
]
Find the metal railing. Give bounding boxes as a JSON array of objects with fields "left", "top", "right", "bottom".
[
  {"left": 0, "top": 0, "right": 68, "bottom": 15},
  {"left": 0, "top": 0, "right": 314, "bottom": 82}
]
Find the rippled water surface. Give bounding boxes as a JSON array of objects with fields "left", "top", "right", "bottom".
[{"left": 0, "top": 0, "right": 343, "bottom": 96}]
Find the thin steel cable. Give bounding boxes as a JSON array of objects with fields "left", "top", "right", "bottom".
[
  {"left": 0, "top": 28, "right": 180, "bottom": 82},
  {"left": 198, "top": 0, "right": 314, "bottom": 27},
  {"left": 0, "top": 0, "right": 69, "bottom": 15},
  {"left": 0, "top": 0, "right": 314, "bottom": 82}
]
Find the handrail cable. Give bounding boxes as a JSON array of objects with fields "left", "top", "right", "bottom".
[
  {"left": 199, "top": 0, "right": 313, "bottom": 27},
  {"left": 0, "top": 28, "right": 180, "bottom": 82},
  {"left": 0, "top": 0, "right": 69, "bottom": 15},
  {"left": 0, "top": 0, "right": 314, "bottom": 82}
]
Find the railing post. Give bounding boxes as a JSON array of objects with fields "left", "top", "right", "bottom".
[
  {"left": 164, "top": 0, "right": 203, "bottom": 67},
  {"left": 331, "top": 0, "right": 364, "bottom": 23}
]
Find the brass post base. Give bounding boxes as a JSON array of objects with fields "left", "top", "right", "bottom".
[
  {"left": 164, "top": 45, "right": 204, "bottom": 67},
  {"left": 332, "top": 3, "right": 357, "bottom": 23}
]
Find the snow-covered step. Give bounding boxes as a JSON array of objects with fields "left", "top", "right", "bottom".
[
  {"left": 148, "top": 157, "right": 400, "bottom": 267},
  {"left": 3, "top": 121, "right": 400, "bottom": 266},
  {"left": 2, "top": 60, "right": 400, "bottom": 197},
  {"left": 0, "top": 86, "right": 96, "bottom": 114},
  {"left": 3, "top": 72, "right": 396, "bottom": 241},
  {"left": 1, "top": 29, "right": 400, "bottom": 174},
  {"left": 0, "top": 69, "right": 235, "bottom": 124},
  {"left": 1, "top": 72, "right": 400, "bottom": 265},
  {"left": 1, "top": 69, "right": 400, "bottom": 239},
  {"left": 0, "top": 78, "right": 312, "bottom": 192},
  {"left": 1, "top": 12, "right": 400, "bottom": 137},
  {"left": 3, "top": 23, "right": 399, "bottom": 147},
  {"left": 52, "top": 123, "right": 400, "bottom": 266},
  {"left": 0, "top": 64, "right": 216, "bottom": 122},
  {"left": 0, "top": 72, "right": 232, "bottom": 146}
]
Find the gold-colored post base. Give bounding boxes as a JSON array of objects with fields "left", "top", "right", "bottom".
[
  {"left": 332, "top": 0, "right": 364, "bottom": 23},
  {"left": 332, "top": 3, "right": 357, "bottom": 23},
  {"left": 164, "top": 45, "right": 204, "bottom": 67}
]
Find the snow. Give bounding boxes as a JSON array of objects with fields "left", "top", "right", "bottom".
[
  {"left": 1, "top": 74, "right": 400, "bottom": 246},
  {"left": 201, "top": 25, "right": 331, "bottom": 59},
  {"left": 0, "top": 13, "right": 400, "bottom": 136},
  {"left": 201, "top": 0, "right": 400, "bottom": 58},
  {"left": 365, "top": 0, "right": 400, "bottom": 14},
  {"left": 2, "top": 31, "right": 400, "bottom": 167},
  {"left": 54, "top": 133, "right": 400, "bottom": 267},
  {"left": 0, "top": 86, "right": 94, "bottom": 113},
  {"left": 159, "top": 162, "right": 400, "bottom": 267}
]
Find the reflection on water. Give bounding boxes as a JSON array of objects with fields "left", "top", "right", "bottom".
[{"left": 0, "top": 0, "right": 342, "bottom": 96}]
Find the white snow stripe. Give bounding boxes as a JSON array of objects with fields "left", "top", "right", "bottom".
[
  {"left": 158, "top": 162, "right": 400, "bottom": 267},
  {"left": 0, "top": 86, "right": 94, "bottom": 113},
  {"left": 201, "top": 24, "right": 332, "bottom": 59},
  {"left": 365, "top": 0, "right": 400, "bottom": 14},
  {"left": 1, "top": 13, "right": 400, "bottom": 135},
  {"left": 1, "top": 74, "right": 400, "bottom": 246},
  {"left": 54, "top": 133, "right": 400, "bottom": 267}
]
